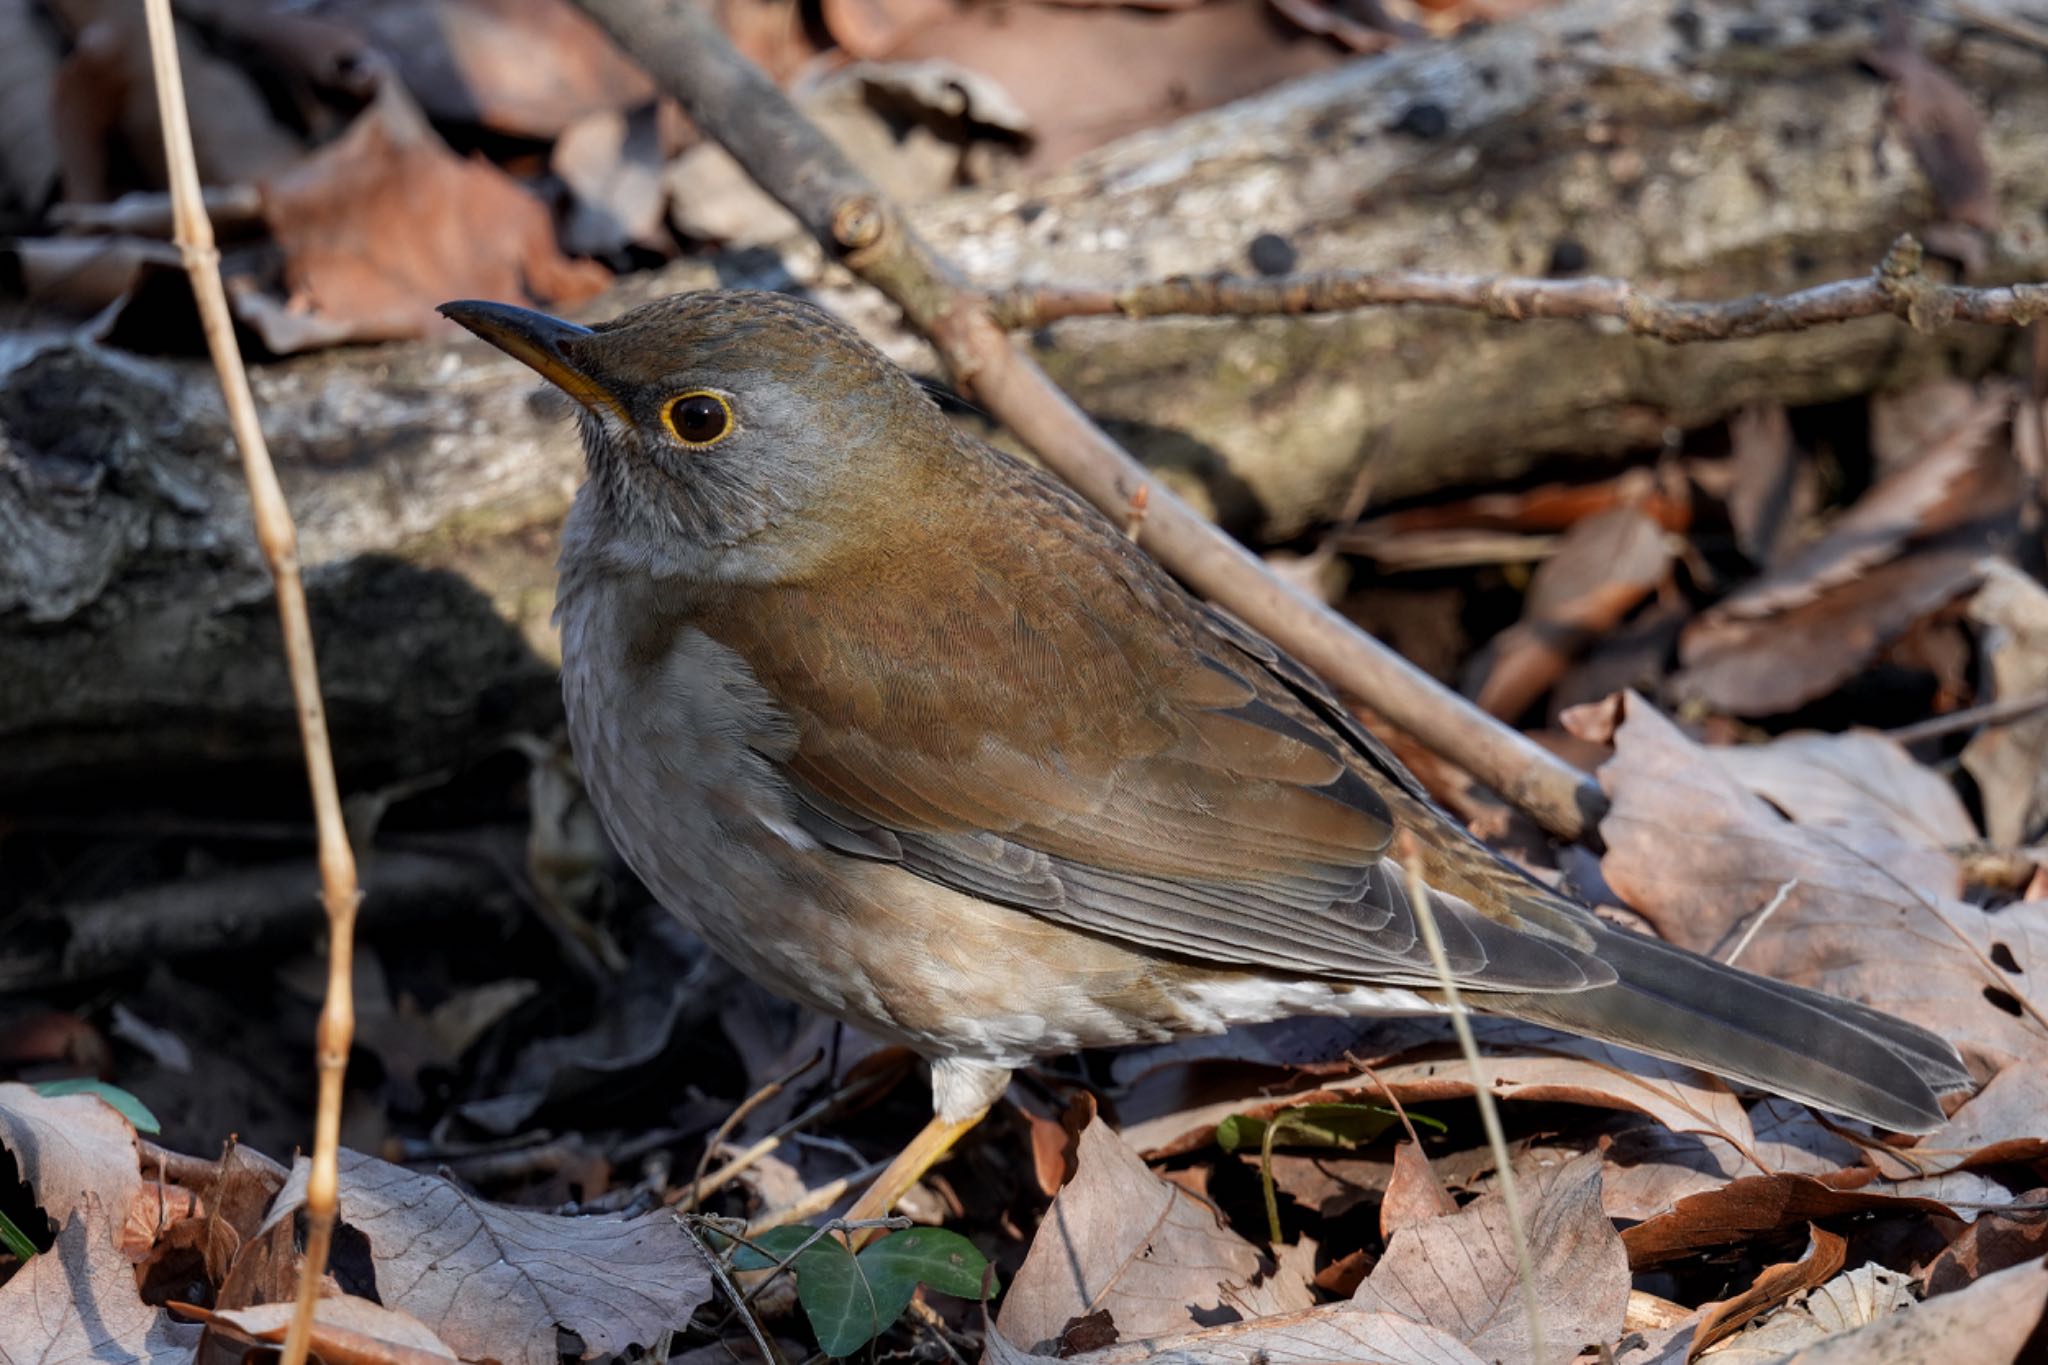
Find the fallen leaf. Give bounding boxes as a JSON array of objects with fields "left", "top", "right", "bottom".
[
  {"left": 0, "top": 1081, "right": 145, "bottom": 1259},
  {"left": 201, "top": 1295, "right": 459, "bottom": 1363},
  {"left": 313, "top": 0, "right": 655, "bottom": 137},
  {"left": 1963, "top": 561, "right": 2048, "bottom": 847},
  {"left": 1380, "top": 1139, "right": 1456, "bottom": 1239},
  {"left": 1565, "top": 690, "right": 2048, "bottom": 1080},
  {"left": 985, "top": 1304, "right": 1488, "bottom": 1365},
  {"left": 1471, "top": 506, "right": 1670, "bottom": 722},
  {"left": 996, "top": 1118, "right": 1314, "bottom": 1353},
  {"left": 1868, "top": 14, "right": 1999, "bottom": 234},
  {"left": 1619, "top": 1172, "right": 1960, "bottom": 1268},
  {"left": 258, "top": 1147, "right": 715, "bottom": 1365},
  {"left": 1923, "top": 1190, "right": 2048, "bottom": 1294},
  {"left": 0, "top": 1200, "right": 199, "bottom": 1363},
  {"left": 1783, "top": 1253, "right": 2048, "bottom": 1362},
  {"left": 1686, "top": 1224, "right": 1846, "bottom": 1358},
  {"left": 251, "top": 78, "right": 608, "bottom": 351},
  {"left": 1724, "top": 402, "right": 1806, "bottom": 567},
  {"left": 553, "top": 102, "right": 673, "bottom": 258},
  {"left": 1870, "top": 1059, "right": 2048, "bottom": 1177},
  {"left": 1354, "top": 1150, "right": 1628, "bottom": 1365},
  {"left": 1697, "top": 1262, "right": 1915, "bottom": 1363}
]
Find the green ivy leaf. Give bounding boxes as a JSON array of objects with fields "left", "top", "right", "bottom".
[
  {"left": 33, "top": 1080, "right": 161, "bottom": 1134},
  {"left": 728, "top": 1223, "right": 817, "bottom": 1272},
  {"left": 788, "top": 1234, "right": 901, "bottom": 1358},
  {"left": 858, "top": 1227, "right": 998, "bottom": 1302}
]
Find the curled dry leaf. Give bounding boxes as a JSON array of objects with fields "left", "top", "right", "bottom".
[
  {"left": 0, "top": 1081, "right": 146, "bottom": 1260},
  {"left": 1675, "top": 396, "right": 2014, "bottom": 714},
  {"left": 1471, "top": 505, "right": 1670, "bottom": 722},
  {"left": 1353, "top": 1150, "right": 1629, "bottom": 1365},
  {"left": 1867, "top": 16, "right": 1999, "bottom": 234},
  {"left": 1618, "top": 1171, "right": 1961, "bottom": 1268},
  {"left": 1686, "top": 1224, "right": 1847, "bottom": 1358},
  {"left": 996, "top": 1117, "right": 1314, "bottom": 1353},
  {"left": 1781, "top": 1254, "right": 2048, "bottom": 1364},
  {"left": 1922, "top": 1190, "right": 2048, "bottom": 1295},
  {"left": 258, "top": 1147, "right": 714, "bottom": 1365},
  {"left": 251, "top": 80, "right": 609, "bottom": 352},
  {"left": 1725, "top": 402, "right": 1804, "bottom": 568},
  {"left": 1564, "top": 690, "right": 2048, "bottom": 1081},
  {"left": 1962, "top": 560, "right": 2048, "bottom": 848},
  {"left": 201, "top": 1295, "right": 459, "bottom": 1364},
  {"left": 1380, "top": 1139, "right": 1456, "bottom": 1239},
  {"left": 0, "top": 1199, "right": 199, "bottom": 1364}
]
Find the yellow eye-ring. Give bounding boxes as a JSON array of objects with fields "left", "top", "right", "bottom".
[{"left": 661, "top": 390, "right": 735, "bottom": 447}]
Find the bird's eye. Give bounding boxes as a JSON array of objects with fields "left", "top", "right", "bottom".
[{"left": 661, "top": 391, "right": 734, "bottom": 448}]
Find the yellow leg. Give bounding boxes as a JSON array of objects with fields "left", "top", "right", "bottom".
[{"left": 844, "top": 1105, "right": 991, "bottom": 1228}]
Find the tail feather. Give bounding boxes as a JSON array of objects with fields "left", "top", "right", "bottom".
[{"left": 1486, "top": 923, "right": 1969, "bottom": 1133}]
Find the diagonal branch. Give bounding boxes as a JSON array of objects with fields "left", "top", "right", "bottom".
[{"left": 573, "top": 0, "right": 1608, "bottom": 841}]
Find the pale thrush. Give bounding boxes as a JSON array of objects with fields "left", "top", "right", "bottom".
[{"left": 441, "top": 290, "right": 1971, "bottom": 1217}]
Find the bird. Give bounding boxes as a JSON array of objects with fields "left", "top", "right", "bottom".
[{"left": 440, "top": 289, "right": 1972, "bottom": 1220}]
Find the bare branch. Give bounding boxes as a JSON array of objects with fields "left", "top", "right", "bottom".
[
  {"left": 573, "top": 0, "right": 1608, "bottom": 842},
  {"left": 986, "top": 237, "right": 2048, "bottom": 338}
]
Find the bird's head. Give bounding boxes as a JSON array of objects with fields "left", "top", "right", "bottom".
[{"left": 440, "top": 290, "right": 944, "bottom": 580}]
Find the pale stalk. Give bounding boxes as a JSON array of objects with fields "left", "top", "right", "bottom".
[{"left": 140, "top": 5, "right": 360, "bottom": 1362}]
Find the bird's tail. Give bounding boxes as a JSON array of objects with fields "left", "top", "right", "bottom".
[{"left": 1484, "top": 921, "right": 1972, "bottom": 1133}]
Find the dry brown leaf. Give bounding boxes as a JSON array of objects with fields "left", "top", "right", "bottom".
[
  {"left": 1697, "top": 1262, "right": 1916, "bottom": 1364},
  {"left": 1784, "top": 1253, "right": 2048, "bottom": 1363},
  {"left": 1870, "top": 1059, "right": 2048, "bottom": 1177},
  {"left": 258, "top": 1147, "right": 714, "bottom": 1365},
  {"left": 1472, "top": 506, "right": 1670, "bottom": 721},
  {"left": 1868, "top": 17, "right": 1999, "bottom": 234},
  {"left": 0, "top": 1200, "right": 199, "bottom": 1363},
  {"left": 202, "top": 1296, "right": 459, "bottom": 1364},
  {"left": 312, "top": 0, "right": 655, "bottom": 137},
  {"left": 252, "top": 79, "right": 609, "bottom": 351},
  {"left": 985, "top": 1304, "right": 1488, "bottom": 1365},
  {"left": 1565, "top": 690, "right": 2048, "bottom": 1080},
  {"left": 996, "top": 1117, "right": 1314, "bottom": 1353},
  {"left": 1673, "top": 545, "right": 1992, "bottom": 715},
  {"left": 1354, "top": 1150, "right": 1628, "bottom": 1365},
  {"left": 1619, "top": 1172, "right": 1960, "bottom": 1268},
  {"left": 553, "top": 102, "right": 672, "bottom": 258},
  {"left": 0, "top": 1081, "right": 146, "bottom": 1259},
  {"left": 1380, "top": 1139, "right": 1456, "bottom": 1239},
  {"left": 1923, "top": 1190, "right": 2048, "bottom": 1295},
  {"left": 1687, "top": 1225, "right": 1846, "bottom": 1358},
  {"left": 1709, "top": 729, "right": 1975, "bottom": 896},
  {"left": 1711, "top": 397, "right": 2007, "bottom": 623},
  {"left": 1725, "top": 402, "right": 1804, "bottom": 568},
  {"left": 1963, "top": 561, "right": 2048, "bottom": 848}
]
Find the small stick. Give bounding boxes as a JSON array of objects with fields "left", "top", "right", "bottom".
[
  {"left": 1723, "top": 878, "right": 1799, "bottom": 967},
  {"left": 1885, "top": 689, "right": 2048, "bottom": 744},
  {"left": 140, "top": 6, "right": 360, "bottom": 1365}
]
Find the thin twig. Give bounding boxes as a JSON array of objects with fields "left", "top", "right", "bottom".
[
  {"left": 678, "top": 1217, "right": 789, "bottom": 1365},
  {"left": 1396, "top": 833, "right": 1545, "bottom": 1365},
  {"left": 140, "top": 6, "right": 361, "bottom": 1365},
  {"left": 985, "top": 238, "right": 2048, "bottom": 338},
  {"left": 674, "top": 1072, "right": 890, "bottom": 1212},
  {"left": 1723, "top": 878, "right": 1799, "bottom": 967},
  {"left": 746, "top": 1160, "right": 889, "bottom": 1233},
  {"left": 571, "top": 0, "right": 1607, "bottom": 844},
  {"left": 1885, "top": 689, "right": 2048, "bottom": 743},
  {"left": 692, "top": 1050, "right": 823, "bottom": 1198}
]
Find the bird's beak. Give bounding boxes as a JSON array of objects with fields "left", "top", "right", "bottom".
[{"left": 438, "top": 300, "right": 626, "bottom": 420}]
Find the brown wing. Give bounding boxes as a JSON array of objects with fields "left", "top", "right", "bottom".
[{"left": 695, "top": 449, "right": 1609, "bottom": 993}]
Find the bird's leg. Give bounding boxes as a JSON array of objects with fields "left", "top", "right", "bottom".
[{"left": 843, "top": 1059, "right": 1008, "bottom": 1230}]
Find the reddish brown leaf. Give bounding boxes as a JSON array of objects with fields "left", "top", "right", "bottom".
[
  {"left": 1870, "top": 1060, "right": 2048, "bottom": 1177},
  {"left": 1923, "top": 1191, "right": 2048, "bottom": 1296},
  {"left": 1725, "top": 402, "right": 1805, "bottom": 568},
  {"left": 1619, "top": 1171, "right": 1959, "bottom": 1268},
  {"left": 1687, "top": 1225, "right": 1847, "bottom": 1359},
  {"left": 1473, "top": 506, "right": 1670, "bottom": 720},
  {"left": 252, "top": 80, "right": 608, "bottom": 351}
]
